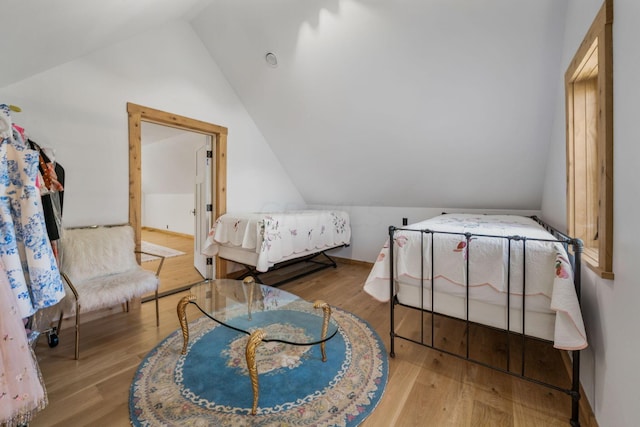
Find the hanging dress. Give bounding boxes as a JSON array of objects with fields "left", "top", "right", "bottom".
[
  {"left": 0, "top": 257, "right": 48, "bottom": 426},
  {"left": 0, "top": 104, "right": 65, "bottom": 318}
]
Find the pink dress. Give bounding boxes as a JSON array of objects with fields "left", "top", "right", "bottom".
[{"left": 0, "top": 258, "right": 47, "bottom": 426}]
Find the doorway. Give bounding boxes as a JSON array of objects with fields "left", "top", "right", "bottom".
[{"left": 127, "top": 102, "right": 228, "bottom": 281}]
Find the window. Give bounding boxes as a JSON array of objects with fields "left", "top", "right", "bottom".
[{"left": 565, "top": 0, "right": 613, "bottom": 279}]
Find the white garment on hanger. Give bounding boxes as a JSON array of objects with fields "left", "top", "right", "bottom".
[{"left": 0, "top": 104, "right": 66, "bottom": 318}]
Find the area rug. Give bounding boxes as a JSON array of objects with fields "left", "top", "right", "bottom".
[
  {"left": 140, "top": 241, "right": 186, "bottom": 263},
  {"left": 129, "top": 306, "right": 388, "bottom": 426}
]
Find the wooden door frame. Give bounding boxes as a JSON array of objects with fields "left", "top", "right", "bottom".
[{"left": 127, "top": 102, "right": 228, "bottom": 277}]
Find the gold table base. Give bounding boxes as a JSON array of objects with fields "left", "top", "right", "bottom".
[{"left": 176, "top": 295, "right": 333, "bottom": 415}]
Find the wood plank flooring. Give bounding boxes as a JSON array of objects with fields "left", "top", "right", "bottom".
[
  {"left": 139, "top": 228, "right": 204, "bottom": 296},
  {"left": 29, "top": 233, "right": 595, "bottom": 426}
]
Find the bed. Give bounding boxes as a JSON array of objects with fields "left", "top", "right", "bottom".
[
  {"left": 364, "top": 213, "right": 586, "bottom": 426},
  {"left": 203, "top": 210, "right": 351, "bottom": 284}
]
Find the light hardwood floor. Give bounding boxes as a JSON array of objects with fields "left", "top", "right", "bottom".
[
  {"left": 29, "top": 242, "right": 595, "bottom": 426},
  {"left": 139, "top": 228, "right": 204, "bottom": 296}
]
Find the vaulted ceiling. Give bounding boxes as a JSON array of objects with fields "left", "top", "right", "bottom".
[{"left": 1, "top": 0, "right": 568, "bottom": 210}]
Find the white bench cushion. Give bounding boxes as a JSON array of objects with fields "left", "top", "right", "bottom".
[
  {"left": 59, "top": 225, "right": 158, "bottom": 314},
  {"left": 63, "top": 268, "right": 158, "bottom": 313},
  {"left": 61, "top": 226, "right": 139, "bottom": 283}
]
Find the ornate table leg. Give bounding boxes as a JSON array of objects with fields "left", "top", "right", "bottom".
[
  {"left": 177, "top": 295, "right": 197, "bottom": 355},
  {"left": 314, "top": 300, "right": 332, "bottom": 362},
  {"left": 246, "top": 329, "right": 266, "bottom": 415}
]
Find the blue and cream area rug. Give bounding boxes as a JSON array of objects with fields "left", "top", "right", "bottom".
[{"left": 129, "top": 307, "right": 388, "bottom": 426}]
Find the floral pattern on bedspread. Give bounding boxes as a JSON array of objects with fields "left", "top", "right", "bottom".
[
  {"left": 363, "top": 213, "right": 587, "bottom": 350},
  {"left": 550, "top": 250, "right": 587, "bottom": 349},
  {"left": 203, "top": 210, "right": 351, "bottom": 272}
]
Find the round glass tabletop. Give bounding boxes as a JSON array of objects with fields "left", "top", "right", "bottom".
[{"left": 187, "top": 279, "right": 339, "bottom": 345}]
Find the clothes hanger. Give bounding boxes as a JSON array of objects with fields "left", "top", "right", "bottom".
[
  {"left": 0, "top": 105, "right": 14, "bottom": 140},
  {"left": 1, "top": 104, "right": 23, "bottom": 142}
]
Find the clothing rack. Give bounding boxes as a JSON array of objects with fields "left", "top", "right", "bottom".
[{"left": 0, "top": 103, "right": 66, "bottom": 425}]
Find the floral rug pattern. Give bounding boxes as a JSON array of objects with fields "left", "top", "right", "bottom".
[{"left": 130, "top": 307, "right": 387, "bottom": 426}]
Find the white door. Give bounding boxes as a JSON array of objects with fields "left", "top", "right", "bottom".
[{"left": 194, "top": 137, "right": 214, "bottom": 279}]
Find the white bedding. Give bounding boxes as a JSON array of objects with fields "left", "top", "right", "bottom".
[
  {"left": 364, "top": 213, "right": 587, "bottom": 350},
  {"left": 203, "top": 210, "right": 351, "bottom": 272}
]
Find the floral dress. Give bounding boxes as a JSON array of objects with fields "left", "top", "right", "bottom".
[
  {"left": 0, "top": 258, "right": 47, "bottom": 426},
  {"left": 0, "top": 104, "right": 65, "bottom": 318}
]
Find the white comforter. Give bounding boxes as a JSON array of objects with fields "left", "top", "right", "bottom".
[
  {"left": 364, "top": 214, "right": 587, "bottom": 350},
  {"left": 203, "top": 210, "right": 351, "bottom": 272}
]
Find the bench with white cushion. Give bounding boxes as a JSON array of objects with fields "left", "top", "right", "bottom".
[{"left": 59, "top": 225, "right": 164, "bottom": 359}]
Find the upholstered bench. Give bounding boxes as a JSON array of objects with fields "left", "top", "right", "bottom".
[{"left": 59, "top": 225, "right": 164, "bottom": 359}]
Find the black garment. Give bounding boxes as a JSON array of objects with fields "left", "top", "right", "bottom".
[
  {"left": 27, "top": 139, "right": 64, "bottom": 241},
  {"left": 54, "top": 163, "right": 64, "bottom": 212}
]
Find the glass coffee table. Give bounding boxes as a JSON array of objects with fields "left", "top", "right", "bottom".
[{"left": 176, "top": 277, "right": 339, "bottom": 415}]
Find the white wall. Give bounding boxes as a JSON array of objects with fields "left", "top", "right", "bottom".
[
  {"left": 0, "top": 20, "right": 305, "bottom": 228},
  {"left": 542, "top": 1, "right": 640, "bottom": 425},
  {"left": 142, "top": 131, "right": 205, "bottom": 234},
  {"left": 143, "top": 194, "right": 195, "bottom": 236},
  {"left": 193, "top": 0, "right": 567, "bottom": 211},
  {"left": 142, "top": 132, "right": 204, "bottom": 196}
]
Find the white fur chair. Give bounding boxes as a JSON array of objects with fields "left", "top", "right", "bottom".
[{"left": 59, "top": 225, "right": 164, "bottom": 359}]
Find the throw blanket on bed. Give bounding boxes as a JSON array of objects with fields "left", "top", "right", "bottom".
[
  {"left": 364, "top": 214, "right": 587, "bottom": 350},
  {"left": 203, "top": 210, "right": 351, "bottom": 272}
]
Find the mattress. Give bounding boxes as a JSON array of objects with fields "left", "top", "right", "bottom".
[
  {"left": 364, "top": 213, "right": 587, "bottom": 350},
  {"left": 203, "top": 210, "right": 351, "bottom": 272}
]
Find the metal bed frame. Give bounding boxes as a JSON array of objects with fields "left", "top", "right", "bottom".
[
  {"left": 229, "top": 246, "right": 346, "bottom": 287},
  {"left": 388, "top": 216, "right": 583, "bottom": 426}
]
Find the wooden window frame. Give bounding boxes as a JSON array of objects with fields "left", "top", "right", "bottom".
[{"left": 565, "top": 0, "right": 614, "bottom": 279}]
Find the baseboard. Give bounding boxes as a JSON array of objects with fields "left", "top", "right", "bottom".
[
  {"left": 560, "top": 351, "right": 599, "bottom": 427},
  {"left": 142, "top": 226, "right": 193, "bottom": 239},
  {"left": 225, "top": 269, "right": 246, "bottom": 280},
  {"left": 331, "top": 256, "right": 373, "bottom": 268}
]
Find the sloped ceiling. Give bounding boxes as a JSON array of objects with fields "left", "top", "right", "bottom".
[
  {"left": 191, "top": 0, "right": 568, "bottom": 209},
  {"left": 1, "top": 0, "right": 568, "bottom": 210},
  {"left": 0, "top": 0, "right": 212, "bottom": 87}
]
